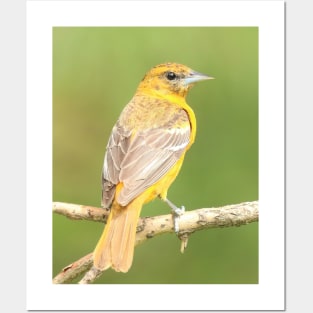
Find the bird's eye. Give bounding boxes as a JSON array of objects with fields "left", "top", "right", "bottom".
[{"left": 166, "top": 71, "right": 177, "bottom": 81}]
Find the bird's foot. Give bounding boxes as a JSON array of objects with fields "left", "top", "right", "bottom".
[
  {"left": 163, "top": 198, "right": 185, "bottom": 233},
  {"left": 172, "top": 205, "right": 185, "bottom": 233}
]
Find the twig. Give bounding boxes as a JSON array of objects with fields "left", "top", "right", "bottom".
[
  {"left": 52, "top": 253, "right": 93, "bottom": 284},
  {"left": 53, "top": 200, "right": 258, "bottom": 284},
  {"left": 53, "top": 202, "right": 108, "bottom": 222}
]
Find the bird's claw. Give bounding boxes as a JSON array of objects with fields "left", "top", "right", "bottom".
[{"left": 172, "top": 205, "right": 185, "bottom": 233}]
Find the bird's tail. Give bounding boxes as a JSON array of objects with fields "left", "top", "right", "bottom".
[{"left": 93, "top": 200, "right": 142, "bottom": 273}]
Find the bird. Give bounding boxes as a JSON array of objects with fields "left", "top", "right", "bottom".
[{"left": 93, "top": 62, "right": 213, "bottom": 273}]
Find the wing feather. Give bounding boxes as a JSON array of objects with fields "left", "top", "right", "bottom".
[{"left": 102, "top": 111, "right": 191, "bottom": 208}]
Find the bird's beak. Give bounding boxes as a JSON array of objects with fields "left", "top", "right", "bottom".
[{"left": 184, "top": 71, "right": 214, "bottom": 86}]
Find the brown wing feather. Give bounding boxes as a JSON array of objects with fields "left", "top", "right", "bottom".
[
  {"left": 118, "top": 127, "right": 190, "bottom": 205},
  {"left": 101, "top": 125, "right": 131, "bottom": 208},
  {"left": 102, "top": 110, "right": 190, "bottom": 208}
]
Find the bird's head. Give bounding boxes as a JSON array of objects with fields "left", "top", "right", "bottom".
[{"left": 137, "top": 62, "right": 213, "bottom": 98}]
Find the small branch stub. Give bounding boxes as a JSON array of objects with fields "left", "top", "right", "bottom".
[{"left": 179, "top": 233, "right": 189, "bottom": 253}]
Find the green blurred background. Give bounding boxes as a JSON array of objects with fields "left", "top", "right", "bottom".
[{"left": 53, "top": 27, "right": 258, "bottom": 284}]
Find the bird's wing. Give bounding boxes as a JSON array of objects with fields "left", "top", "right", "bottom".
[
  {"left": 101, "top": 124, "right": 132, "bottom": 208},
  {"left": 102, "top": 113, "right": 191, "bottom": 207}
]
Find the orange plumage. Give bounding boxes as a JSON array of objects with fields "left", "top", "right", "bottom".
[{"left": 93, "top": 62, "right": 212, "bottom": 272}]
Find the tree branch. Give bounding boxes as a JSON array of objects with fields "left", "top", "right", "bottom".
[{"left": 53, "top": 200, "right": 258, "bottom": 284}]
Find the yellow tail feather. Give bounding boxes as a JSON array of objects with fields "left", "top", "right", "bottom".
[{"left": 93, "top": 202, "right": 142, "bottom": 273}]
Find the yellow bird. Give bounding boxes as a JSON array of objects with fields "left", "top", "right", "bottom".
[{"left": 93, "top": 62, "right": 212, "bottom": 272}]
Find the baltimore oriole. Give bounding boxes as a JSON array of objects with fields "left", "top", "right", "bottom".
[{"left": 93, "top": 62, "right": 212, "bottom": 272}]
